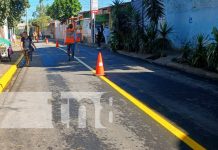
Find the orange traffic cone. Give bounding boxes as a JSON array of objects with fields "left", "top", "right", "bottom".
[
  {"left": 56, "top": 40, "right": 59, "bottom": 48},
  {"left": 95, "top": 52, "right": 105, "bottom": 76}
]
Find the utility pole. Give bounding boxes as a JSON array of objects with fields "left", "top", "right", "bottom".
[
  {"left": 39, "top": 0, "right": 43, "bottom": 32},
  {"left": 90, "top": 0, "right": 98, "bottom": 44},
  {"left": 92, "top": 12, "right": 96, "bottom": 44},
  {"left": 26, "top": 8, "right": 29, "bottom": 34},
  {"left": 90, "top": 0, "right": 95, "bottom": 44},
  {"left": 90, "top": 0, "right": 92, "bottom": 44}
]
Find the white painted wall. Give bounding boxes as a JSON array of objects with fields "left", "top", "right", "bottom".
[
  {"left": 132, "top": 0, "right": 218, "bottom": 48},
  {"left": 82, "top": 18, "right": 92, "bottom": 43},
  {"left": 55, "top": 20, "right": 67, "bottom": 40},
  {"left": 4, "top": 19, "right": 9, "bottom": 39},
  {"left": 0, "top": 19, "right": 9, "bottom": 39}
]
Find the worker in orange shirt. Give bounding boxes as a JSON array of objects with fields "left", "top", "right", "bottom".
[{"left": 65, "top": 23, "right": 76, "bottom": 61}]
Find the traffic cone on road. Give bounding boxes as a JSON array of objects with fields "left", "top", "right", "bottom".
[
  {"left": 95, "top": 51, "right": 105, "bottom": 76},
  {"left": 56, "top": 40, "right": 59, "bottom": 48}
]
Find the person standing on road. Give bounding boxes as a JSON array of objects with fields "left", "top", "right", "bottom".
[
  {"left": 96, "top": 28, "right": 102, "bottom": 49},
  {"left": 21, "top": 31, "right": 36, "bottom": 66},
  {"left": 65, "top": 23, "right": 76, "bottom": 61},
  {"left": 103, "top": 25, "right": 110, "bottom": 44}
]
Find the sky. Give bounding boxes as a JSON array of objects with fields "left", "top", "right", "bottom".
[{"left": 26, "top": 0, "right": 130, "bottom": 20}]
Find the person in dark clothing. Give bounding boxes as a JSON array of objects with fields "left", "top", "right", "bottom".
[{"left": 96, "top": 28, "right": 102, "bottom": 49}]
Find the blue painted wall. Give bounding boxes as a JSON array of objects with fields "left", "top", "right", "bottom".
[{"left": 132, "top": 0, "right": 218, "bottom": 47}]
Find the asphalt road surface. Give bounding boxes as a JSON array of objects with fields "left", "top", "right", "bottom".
[{"left": 0, "top": 42, "right": 217, "bottom": 150}]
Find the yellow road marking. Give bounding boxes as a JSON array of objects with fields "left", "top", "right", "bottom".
[
  {"left": 58, "top": 46, "right": 206, "bottom": 150},
  {"left": 100, "top": 76, "right": 205, "bottom": 150},
  {"left": 0, "top": 54, "right": 24, "bottom": 93}
]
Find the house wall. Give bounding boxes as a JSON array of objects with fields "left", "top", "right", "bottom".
[
  {"left": 165, "top": 0, "right": 218, "bottom": 47},
  {"left": 55, "top": 21, "right": 67, "bottom": 40},
  {"left": 17, "top": 23, "right": 26, "bottom": 35},
  {"left": 132, "top": 0, "right": 218, "bottom": 47},
  {"left": 0, "top": 19, "right": 9, "bottom": 39},
  {"left": 81, "top": 18, "right": 92, "bottom": 43}
]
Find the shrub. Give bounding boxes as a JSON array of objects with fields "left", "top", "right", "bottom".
[
  {"left": 181, "top": 41, "right": 192, "bottom": 60},
  {"left": 156, "top": 22, "right": 173, "bottom": 51},
  {"left": 191, "top": 34, "right": 209, "bottom": 68},
  {"left": 109, "top": 32, "right": 120, "bottom": 52},
  {"left": 143, "top": 0, "right": 165, "bottom": 28},
  {"left": 130, "top": 11, "right": 144, "bottom": 53},
  {"left": 111, "top": 0, "right": 132, "bottom": 51},
  {"left": 145, "top": 24, "right": 158, "bottom": 53},
  {"left": 139, "top": 34, "right": 149, "bottom": 54},
  {"left": 207, "top": 27, "right": 218, "bottom": 71}
]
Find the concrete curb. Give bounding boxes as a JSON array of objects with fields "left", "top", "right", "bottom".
[
  {"left": 155, "top": 61, "right": 218, "bottom": 81},
  {"left": 0, "top": 54, "right": 24, "bottom": 92},
  {"left": 117, "top": 51, "right": 218, "bottom": 81}
]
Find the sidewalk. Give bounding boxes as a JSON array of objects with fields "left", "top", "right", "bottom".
[
  {"left": 0, "top": 43, "right": 22, "bottom": 76},
  {"left": 0, "top": 43, "right": 23, "bottom": 92},
  {"left": 117, "top": 50, "right": 218, "bottom": 81}
]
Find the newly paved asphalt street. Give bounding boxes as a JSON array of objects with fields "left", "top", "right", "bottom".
[
  {"left": 75, "top": 44, "right": 218, "bottom": 149},
  {"left": 0, "top": 42, "right": 217, "bottom": 149}
]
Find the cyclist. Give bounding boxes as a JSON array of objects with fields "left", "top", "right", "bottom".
[
  {"left": 21, "top": 31, "right": 36, "bottom": 66},
  {"left": 65, "top": 24, "right": 76, "bottom": 61}
]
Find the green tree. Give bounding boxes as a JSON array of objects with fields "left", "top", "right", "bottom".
[
  {"left": 143, "top": 0, "right": 165, "bottom": 28},
  {"left": 47, "top": 0, "right": 82, "bottom": 21},
  {"left": 0, "top": 0, "right": 29, "bottom": 27},
  {"left": 0, "top": 0, "right": 10, "bottom": 26},
  {"left": 156, "top": 22, "right": 173, "bottom": 51},
  {"left": 110, "top": 0, "right": 132, "bottom": 50},
  {"left": 130, "top": 10, "right": 145, "bottom": 53},
  {"left": 31, "top": 0, "right": 51, "bottom": 30},
  {"left": 7, "top": 0, "right": 30, "bottom": 28}
]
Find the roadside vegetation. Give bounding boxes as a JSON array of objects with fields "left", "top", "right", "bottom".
[
  {"left": 110, "top": 0, "right": 218, "bottom": 73},
  {"left": 28, "top": 0, "right": 81, "bottom": 39},
  {"left": 29, "top": 0, "right": 51, "bottom": 33},
  {"left": 47, "top": 0, "right": 82, "bottom": 22},
  {"left": 0, "top": 0, "right": 29, "bottom": 28},
  {"left": 174, "top": 28, "right": 218, "bottom": 72},
  {"left": 110, "top": 0, "right": 172, "bottom": 55}
]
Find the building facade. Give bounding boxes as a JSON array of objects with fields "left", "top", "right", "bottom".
[
  {"left": 79, "top": 6, "right": 112, "bottom": 43},
  {"left": 17, "top": 23, "right": 26, "bottom": 34},
  {"left": 79, "top": 2, "right": 131, "bottom": 43},
  {"left": 53, "top": 20, "right": 67, "bottom": 40},
  {"left": 132, "top": 0, "right": 218, "bottom": 47},
  {"left": 0, "top": 19, "right": 9, "bottom": 39}
]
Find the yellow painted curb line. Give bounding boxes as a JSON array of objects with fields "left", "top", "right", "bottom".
[
  {"left": 100, "top": 76, "right": 206, "bottom": 150},
  {"left": 57, "top": 46, "right": 206, "bottom": 150},
  {"left": 0, "top": 54, "right": 24, "bottom": 93}
]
